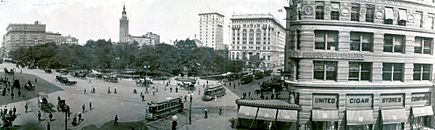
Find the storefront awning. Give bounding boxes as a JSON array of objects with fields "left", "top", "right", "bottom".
[
  {"left": 381, "top": 108, "right": 407, "bottom": 124},
  {"left": 276, "top": 109, "right": 298, "bottom": 122},
  {"left": 238, "top": 106, "right": 258, "bottom": 120},
  {"left": 398, "top": 9, "right": 407, "bottom": 21},
  {"left": 312, "top": 109, "right": 339, "bottom": 122},
  {"left": 385, "top": 7, "right": 394, "bottom": 20},
  {"left": 346, "top": 110, "right": 374, "bottom": 125},
  {"left": 256, "top": 108, "right": 277, "bottom": 121},
  {"left": 412, "top": 106, "right": 434, "bottom": 117}
]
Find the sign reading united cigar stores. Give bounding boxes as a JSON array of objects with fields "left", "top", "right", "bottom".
[
  {"left": 312, "top": 94, "right": 338, "bottom": 109},
  {"left": 346, "top": 95, "right": 373, "bottom": 108},
  {"left": 380, "top": 94, "right": 404, "bottom": 107},
  {"left": 289, "top": 51, "right": 365, "bottom": 60}
]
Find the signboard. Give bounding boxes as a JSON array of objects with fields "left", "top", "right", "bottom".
[
  {"left": 411, "top": 92, "right": 431, "bottom": 106},
  {"left": 313, "top": 94, "right": 338, "bottom": 109},
  {"left": 346, "top": 94, "right": 373, "bottom": 108},
  {"left": 288, "top": 51, "right": 364, "bottom": 60},
  {"left": 380, "top": 94, "right": 404, "bottom": 107}
]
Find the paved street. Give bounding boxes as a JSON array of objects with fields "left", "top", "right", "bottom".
[{"left": 0, "top": 62, "right": 242, "bottom": 130}]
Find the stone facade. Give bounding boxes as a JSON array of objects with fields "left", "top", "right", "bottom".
[
  {"left": 198, "top": 11, "right": 225, "bottom": 50},
  {"left": 285, "top": 0, "right": 435, "bottom": 129}
]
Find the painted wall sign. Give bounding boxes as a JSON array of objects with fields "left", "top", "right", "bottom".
[
  {"left": 313, "top": 94, "right": 338, "bottom": 109},
  {"left": 380, "top": 94, "right": 404, "bottom": 107},
  {"left": 411, "top": 92, "right": 431, "bottom": 106},
  {"left": 346, "top": 94, "right": 373, "bottom": 108},
  {"left": 288, "top": 51, "right": 364, "bottom": 60}
]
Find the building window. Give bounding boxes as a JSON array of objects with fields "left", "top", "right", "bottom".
[
  {"left": 384, "top": 34, "right": 404, "bottom": 53},
  {"left": 415, "top": 37, "right": 433, "bottom": 54},
  {"left": 331, "top": 2, "right": 340, "bottom": 20},
  {"left": 351, "top": 3, "right": 360, "bottom": 21},
  {"left": 414, "top": 64, "right": 431, "bottom": 81},
  {"left": 349, "top": 62, "right": 372, "bottom": 81},
  {"left": 426, "top": 13, "right": 434, "bottom": 29},
  {"left": 315, "top": 1, "right": 324, "bottom": 20},
  {"left": 382, "top": 63, "right": 403, "bottom": 81},
  {"left": 350, "top": 32, "right": 373, "bottom": 52},
  {"left": 414, "top": 11, "right": 423, "bottom": 28},
  {"left": 384, "top": 7, "right": 394, "bottom": 24},
  {"left": 398, "top": 9, "right": 407, "bottom": 26},
  {"left": 366, "top": 4, "right": 375, "bottom": 22},
  {"left": 314, "top": 61, "right": 337, "bottom": 81},
  {"left": 296, "top": 30, "right": 301, "bottom": 50},
  {"left": 315, "top": 30, "right": 338, "bottom": 50}
]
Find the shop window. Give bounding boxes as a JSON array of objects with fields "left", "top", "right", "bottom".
[
  {"left": 349, "top": 62, "right": 372, "bottom": 81},
  {"left": 315, "top": 1, "right": 324, "bottom": 20},
  {"left": 398, "top": 9, "right": 407, "bottom": 26},
  {"left": 415, "top": 11, "right": 423, "bottom": 28},
  {"left": 383, "top": 34, "right": 404, "bottom": 53},
  {"left": 382, "top": 123, "right": 404, "bottom": 130},
  {"left": 413, "top": 116, "right": 432, "bottom": 129},
  {"left": 315, "top": 30, "right": 338, "bottom": 50},
  {"left": 382, "top": 63, "right": 403, "bottom": 81},
  {"left": 350, "top": 32, "right": 373, "bottom": 52},
  {"left": 331, "top": 2, "right": 340, "bottom": 20},
  {"left": 366, "top": 4, "right": 375, "bottom": 22},
  {"left": 313, "top": 122, "right": 337, "bottom": 130},
  {"left": 351, "top": 3, "right": 360, "bottom": 21},
  {"left": 314, "top": 61, "right": 337, "bottom": 81},
  {"left": 415, "top": 37, "right": 432, "bottom": 54},
  {"left": 384, "top": 7, "right": 394, "bottom": 24},
  {"left": 413, "top": 64, "right": 431, "bottom": 81},
  {"left": 347, "top": 125, "right": 373, "bottom": 130}
]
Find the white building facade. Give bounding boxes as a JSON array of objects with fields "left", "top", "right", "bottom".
[
  {"left": 229, "top": 14, "right": 285, "bottom": 71},
  {"left": 198, "top": 11, "right": 225, "bottom": 50}
]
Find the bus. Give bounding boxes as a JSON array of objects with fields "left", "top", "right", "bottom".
[
  {"left": 240, "top": 74, "right": 254, "bottom": 84},
  {"left": 146, "top": 97, "right": 183, "bottom": 120},
  {"left": 202, "top": 84, "right": 226, "bottom": 101}
]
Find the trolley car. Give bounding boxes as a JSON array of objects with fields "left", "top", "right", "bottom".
[
  {"left": 146, "top": 97, "right": 183, "bottom": 120},
  {"left": 202, "top": 84, "right": 226, "bottom": 101}
]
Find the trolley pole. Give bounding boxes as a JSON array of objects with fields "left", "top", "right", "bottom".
[{"left": 189, "top": 93, "right": 192, "bottom": 125}]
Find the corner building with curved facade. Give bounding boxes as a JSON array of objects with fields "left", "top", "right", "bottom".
[{"left": 284, "top": 0, "right": 435, "bottom": 129}]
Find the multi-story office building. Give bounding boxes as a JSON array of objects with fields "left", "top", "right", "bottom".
[
  {"left": 119, "top": 4, "right": 129, "bottom": 43},
  {"left": 285, "top": 0, "right": 435, "bottom": 129},
  {"left": 46, "top": 32, "right": 78, "bottom": 45},
  {"left": 198, "top": 11, "right": 225, "bottom": 50},
  {"left": 2, "top": 21, "right": 46, "bottom": 55},
  {"left": 229, "top": 14, "right": 285, "bottom": 71}
]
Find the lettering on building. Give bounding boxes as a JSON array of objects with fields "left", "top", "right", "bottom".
[
  {"left": 346, "top": 95, "right": 373, "bottom": 108},
  {"left": 289, "top": 51, "right": 364, "bottom": 60},
  {"left": 411, "top": 92, "right": 431, "bottom": 106},
  {"left": 313, "top": 94, "right": 338, "bottom": 109},
  {"left": 380, "top": 94, "right": 404, "bottom": 107}
]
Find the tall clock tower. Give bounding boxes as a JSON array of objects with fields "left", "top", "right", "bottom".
[{"left": 119, "top": 4, "right": 129, "bottom": 43}]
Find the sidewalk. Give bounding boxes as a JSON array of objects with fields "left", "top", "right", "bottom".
[{"left": 179, "top": 116, "right": 234, "bottom": 130}]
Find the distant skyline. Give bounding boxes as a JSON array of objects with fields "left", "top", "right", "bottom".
[{"left": 0, "top": 0, "right": 288, "bottom": 45}]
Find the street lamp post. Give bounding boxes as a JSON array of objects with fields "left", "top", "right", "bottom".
[
  {"left": 189, "top": 93, "right": 193, "bottom": 125},
  {"left": 144, "top": 65, "right": 150, "bottom": 88}
]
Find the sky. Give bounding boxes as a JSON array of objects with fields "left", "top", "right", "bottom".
[{"left": 0, "top": 0, "right": 288, "bottom": 45}]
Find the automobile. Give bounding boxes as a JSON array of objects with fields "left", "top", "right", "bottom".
[
  {"left": 44, "top": 69, "right": 52, "bottom": 73},
  {"left": 103, "top": 75, "right": 118, "bottom": 83},
  {"left": 56, "top": 76, "right": 77, "bottom": 86},
  {"left": 38, "top": 92, "right": 55, "bottom": 112}
]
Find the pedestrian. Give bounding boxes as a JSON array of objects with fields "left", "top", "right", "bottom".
[
  {"left": 114, "top": 115, "right": 119, "bottom": 126},
  {"left": 248, "top": 92, "right": 251, "bottom": 98},
  {"left": 38, "top": 110, "right": 42, "bottom": 121},
  {"left": 20, "top": 69, "right": 22, "bottom": 74},
  {"left": 190, "top": 94, "right": 193, "bottom": 102},
  {"left": 233, "top": 84, "right": 235, "bottom": 89},
  {"left": 198, "top": 88, "right": 201, "bottom": 95},
  {"left": 271, "top": 93, "right": 274, "bottom": 99},
  {"left": 18, "top": 90, "right": 21, "bottom": 97},
  {"left": 25, "top": 103, "right": 28, "bottom": 113},
  {"left": 89, "top": 102, "right": 92, "bottom": 110},
  {"left": 108, "top": 87, "right": 111, "bottom": 94},
  {"left": 11, "top": 92, "right": 14, "bottom": 100},
  {"left": 219, "top": 107, "right": 222, "bottom": 116},
  {"left": 114, "top": 87, "right": 117, "bottom": 94},
  {"left": 152, "top": 91, "right": 155, "bottom": 96},
  {"left": 49, "top": 112, "right": 53, "bottom": 121},
  {"left": 141, "top": 95, "right": 145, "bottom": 101},
  {"left": 175, "top": 87, "right": 178, "bottom": 93},
  {"left": 229, "top": 82, "right": 232, "bottom": 86},
  {"left": 84, "top": 89, "right": 86, "bottom": 94},
  {"left": 35, "top": 78, "right": 37, "bottom": 83},
  {"left": 47, "top": 121, "right": 50, "bottom": 130},
  {"left": 204, "top": 109, "right": 208, "bottom": 119},
  {"left": 78, "top": 113, "right": 82, "bottom": 121},
  {"left": 82, "top": 104, "right": 85, "bottom": 112},
  {"left": 12, "top": 106, "right": 16, "bottom": 115}
]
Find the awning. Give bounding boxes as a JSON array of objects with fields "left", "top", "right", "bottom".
[
  {"left": 256, "top": 108, "right": 277, "bottom": 121},
  {"left": 312, "top": 110, "right": 339, "bottom": 122},
  {"left": 399, "top": 9, "right": 407, "bottom": 21},
  {"left": 346, "top": 110, "right": 374, "bottom": 125},
  {"left": 381, "top": 108, "right": 407, "bottom": 124},
  {"left": 276, "top": 109, "right": 298, "bottom": 122},
  {"left": 385, "top": 7, "right": 394, "bottom": 20},
  {"left": 413, "top": 106, "right": 434, "bottom": 117},
  {"left": 238, "top": 106, "right": 258, "bottom": 120}
]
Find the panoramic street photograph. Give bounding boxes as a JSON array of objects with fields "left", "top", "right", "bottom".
[{"left": 1, "top": 0, "right": 435, "bottom": 130}]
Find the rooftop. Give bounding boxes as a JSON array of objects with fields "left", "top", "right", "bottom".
[
  {"left": 198, "top": 10, "right": 225, "bottom": 17},
  {"left": 230, "top": 13, "right": 284, "bottom": 29}
]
